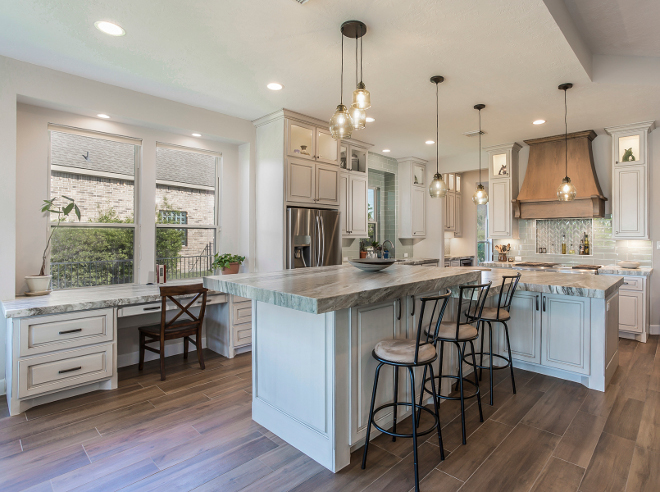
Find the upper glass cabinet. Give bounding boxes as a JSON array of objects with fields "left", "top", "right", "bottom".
[
  {"left": 455, "top": 174, "right": 461, "bottom": 193},
  {"left": 340, "top": 143, "right": 348, "bottom": 169},
  {"left": 413, "top": 164, "right": 425, "bottom": 187},
  {"left": 316, "top": 129, "right": 338, "bottom": 164},
  {"left": 288, "top": 122, "right": 315, "bottom": 159},
  {"left": 350, "top": 147, "right": 367, "bottom": 173},
  {"left": 617, "top": 134, "right": 641, "bottom": 164},
  {"left": 492, "top": 153, "right": 508, "bottom": 177}
]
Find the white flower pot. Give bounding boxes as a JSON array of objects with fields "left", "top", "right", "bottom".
[{"left": 25, "top": 275, "right": 52, "bottom": 293}]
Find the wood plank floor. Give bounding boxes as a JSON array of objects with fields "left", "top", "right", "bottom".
[{"left": 1, "top": 336, "right": 659, "bottom": 491}]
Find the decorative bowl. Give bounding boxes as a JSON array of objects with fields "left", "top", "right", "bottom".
[
  {"left": 618, "top": 261, "right": 640, "bottom": 269},
  {"left": 349, "top": 258, "right": 396, "bottom": 272}
]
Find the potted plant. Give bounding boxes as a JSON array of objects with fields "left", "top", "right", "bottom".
[
  {"left": 28, "top": 196, "right": 81, "bottom": 294},
  {"left": 212, "top": 253, "right": 246, "bottom": 275},
  {"left": 359, "top": 240, "right": 367, "bottom": 259}
]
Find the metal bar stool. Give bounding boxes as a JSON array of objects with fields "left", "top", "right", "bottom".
[
  {"left": 417, "top": 282, "right": 491, "bottom": 445},
  {"left": 464, "top": 273, "right": 521, "bottom": 405},
  {"left": 362, "top": 293, "right": 450, "bottom": 492}
]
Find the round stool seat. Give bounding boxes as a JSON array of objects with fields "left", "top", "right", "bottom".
[
  {"left": 374, "top": 339, "right": 436, "bottom": 364},
  {"left": 479, "top": 306, "right": 510, "bottom": 321},
  {"left": 426, "top": 322, "right": 478, "bottom": 342}
]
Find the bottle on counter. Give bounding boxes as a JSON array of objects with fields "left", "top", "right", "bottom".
[
  {"left": 562, "top": 234, "right": 567, "bottom": 254},
  {"left": 579, "top": 239, "right": 584, "bottom": 255},
  {"left": 569, "top": 243, "right": 575, "bottom": 255},
  {"left": 584, "top": 233, "right": 590, "bottom": 255}
]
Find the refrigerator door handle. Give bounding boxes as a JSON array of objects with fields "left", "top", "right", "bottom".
[
  {"left": 316, "top": 215, "right": 321, "bottom": 266},
  {"left": 320, "top": 217, "right": 326, "bottom": 265}
]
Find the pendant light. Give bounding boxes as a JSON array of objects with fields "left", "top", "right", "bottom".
[
  {"left": 351, "top": 25, "right": 370, "bottom": 110},
  {"left": 429, "top": 76, "right": 448, "bottom": 198},
  {"left": 329, "top": 27, "right": 353, "bottom": 140},
  {"left": 557, "top": 83, "right": 577, "bottom": 201},
  {"left": 349, "top": 30, "right": 366, "bottom": 130},
  {"left": 472, "top": 104, "right": 489, "bottom": 205}
]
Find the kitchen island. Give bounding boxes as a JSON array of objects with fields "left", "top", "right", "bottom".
[{"left": 203, "top": 264, "right": 623, "bottom": 472}]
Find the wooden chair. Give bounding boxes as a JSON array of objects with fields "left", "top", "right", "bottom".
[{"left": 138, "top": 284, "right": 208, "bottom": 381}]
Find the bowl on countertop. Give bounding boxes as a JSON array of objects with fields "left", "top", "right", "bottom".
[
  {"left": 618, "top": 261, "right": 640, "bottom": 269},
  {"left": 349, "top": 258, "right": 396, "bottom": 272}
]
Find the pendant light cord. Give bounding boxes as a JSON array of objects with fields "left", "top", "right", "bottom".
[
  {"left": 340, "top": 34, "right": 344, "bottom": 105},
  {"left": 436, "top": 82, "right": 439, "bottom": 174},
  {"left": 360, "top": 36, "right": 363, "bottom": 83},
  {"left": 355, "top": 34, "right": 358, "bottom": 86},
  {"left": 478, "top": 108, "right": 482, "bottom": 186},
  {"left": 564, "top": 87, "right": 568, "bottom": 178}
]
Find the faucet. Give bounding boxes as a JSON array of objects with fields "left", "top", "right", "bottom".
[{"left": 382, "top": 240, "right": 394, "bottom": 259}]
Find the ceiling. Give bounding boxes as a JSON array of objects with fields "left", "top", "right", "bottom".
[{"left": 0, "top": 0, "right": 658, "bottom": 168}]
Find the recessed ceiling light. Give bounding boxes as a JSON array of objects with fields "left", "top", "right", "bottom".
[
  {"left": 533, "top": 119, "right": 546, "bottom": 125},
  {"left": 94, "top": 21, "right": 125, "bottom": 36},
  {"left": 382, "top": 149, "right": 391, "bottom": 153},
  {"left": 97, "top": 114, "right": 110, "bottom": 119},
  {"left": 366, "top": 117, "right": 375, "bottom": 123},
  {"left": 267, "top": 83, "right": 283, "bottom": 91},
  {"left": 425, "top": 140, "right": 434, "bottom": 145},
  {"left": 192, "top": 133, "right": 201, "bottom": 137}
]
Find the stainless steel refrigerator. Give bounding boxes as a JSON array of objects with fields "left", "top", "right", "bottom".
[{"left": 286, "top": 207, "right": 342, "bottom": 269}]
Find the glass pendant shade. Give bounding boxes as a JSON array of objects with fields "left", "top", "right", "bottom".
[
  {"left": 352, "top": 82, "right": 371, "bottom": 110},
  {"left": 472, "top": 184, "right": 489, "bottom": 205},
  {"left": 429, "top": 173, "right": 448, "bottom": 198},
  {"left": 329, "top": 105, "right": 353, "bottom": 140},
  {"left": 557, "top": 177, "right": 577, "bottom": 201},
  {"left": 349, "top": 105, "right": 366, "bottom": 130}
]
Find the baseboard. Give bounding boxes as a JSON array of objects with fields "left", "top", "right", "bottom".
[
  {"left": 0, "top": 378, "right": 5, "bottom": 396},
  {"left": 118, "top": 337, "right": 207, "bottom": 368},
  {"left": 650, "top": 325, "right": 659, "bottom": 335}
]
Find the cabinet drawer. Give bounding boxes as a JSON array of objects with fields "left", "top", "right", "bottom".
[
  {"left": 233, "top": 302, "right": 252, "bottom": 325},
  {"left": 621, "top": 277, "right": 643, "bottom": 291},
  {"left": 233, "top": 295, "right": 251, "bottom": 303},
  {"left": 18, "top": 343, "right": 113, "bottom": 399},
  {"left": 117, "top": 294, "right": 226, "bottom": 317},
  {"left": 234, "top": 325, "right": 252, "bottom": 347},
  {"left": 20, "top": 309, "right": 114, "bottom": 357}
]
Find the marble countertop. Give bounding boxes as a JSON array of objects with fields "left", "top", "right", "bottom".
[
  {"left": 203, "top": 264, "right": 481, "bottom": 314},
  {"left": 481, "top": 261, "right": 652, "bottom": 277},
  {"left": 394, "top": 258, "right": 439, "bottom": 265},
  {"left": 469, "top": 268, "right": 624, "bottom": 299},
  {"left": 2, "top": 280, "right": 225, "bottom": 318},
  {"left": 445, "top": 255, "right": 475, "bottom": 260}
]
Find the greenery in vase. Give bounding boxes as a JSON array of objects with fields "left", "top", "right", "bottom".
[
  {"left": 212, "top": 253, "right": 245, "bottom": 270},
  {"left": 40, "top": 196, "right": 81, "bottom": 276},
  {"left": 371, "top": 241, "right": 380, "bottom": 249}
]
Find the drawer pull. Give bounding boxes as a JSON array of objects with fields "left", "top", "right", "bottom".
[
  {"left": 59, "top": 328, "right": 83, "bottom": 335},
  {"left": 623, "top": 282, "right": 629, "bottom": 285},
  {"left": 143, "top": 306, "right": 161, "bottom": 311},
  {"left": 58, "top": 366, "right": 82, "bottom": 374}
]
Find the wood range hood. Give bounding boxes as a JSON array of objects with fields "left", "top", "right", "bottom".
[{"left": 514, "top": 130, "right": 607, "bottom": 219}]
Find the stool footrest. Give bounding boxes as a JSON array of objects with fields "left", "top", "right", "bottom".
[
  {"left": 462, "top": 351, "right": 512, "bottom": 371},
  {"left": 372, "top": 402, "right": 438, "bottom": 439},
  {"left": 423, "top": 375, "right": 481, "bottom": 401}
]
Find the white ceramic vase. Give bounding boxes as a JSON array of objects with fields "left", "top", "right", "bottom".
[{"left": 25, "top": 275, "right": 52, "bottom": 293}]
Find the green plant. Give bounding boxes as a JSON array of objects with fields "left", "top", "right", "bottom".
[
  {"left": 359, "top": 240, "right": 367, "bottom": 252},
  {"left": 371, "top": 241, "right": 380, "bottom": 249},
  {"left": 40, "top": 196, "right": 81, "bottom": 276},
  {"left": 212, "top": 253, "right": 245, "bottom": 270}
]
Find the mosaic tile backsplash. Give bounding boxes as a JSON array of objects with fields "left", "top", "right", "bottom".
[
  {"left": 493, "top": 217, "right": 652, "bottom": 266},
  {"left": 536, "top": 219, "right": 593, "bottom": 255}
]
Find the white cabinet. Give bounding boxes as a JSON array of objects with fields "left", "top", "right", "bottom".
[
  {"left": 339, "top": 171, "right": 368, "bottom": 237},
  {"left": 486, "top": 143, "right": 521, "bottom": 239},
  {"left": 442, "top": 173, "right": 462, "bottom": 236},
  {"left": 397, "top": 158, "right": 428, "bottom": 238},
  {"left": 541, "top": 294, "right": 590, "bottom": 375},
  {"left": 606, "top": 121, "right": 655, "bottom": 240},
  {"left": 206, "top": 295, "right": 252, "bottom": 359},
  {"left": 602, "top": 274, "right": 649, "bottom": 341},
  {"left": 286, "top": 157, "right": 339, "bottom": 206},
  {"left": 340, "top": 141, "right": 369, "bottom": 174},
  {"left": 501, "top": 292, "right": 541, "bottom": 364},
  {"left": 287, "top": 120, "right": 339, "bottom": 165},
  {"left": 444, "top": 191, "right": 456, "bottom": 232}
]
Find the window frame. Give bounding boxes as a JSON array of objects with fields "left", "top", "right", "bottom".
[
  {"left": 368, "top": 186, "right": 379, "bottom": 243},
  {"left": 47, "top": 126, "right": 141, "bottom": 287},
  {"left": 155, "top": 142, "right": 222, "bottom": 280}
]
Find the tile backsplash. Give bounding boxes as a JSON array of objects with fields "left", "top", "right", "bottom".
[{"left": 493, "top": 217, "right": 652, "bottom": 267}]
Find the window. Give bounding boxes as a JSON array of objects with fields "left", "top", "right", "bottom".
[
  {"left": 368, "top": 187, "right": 379, "bottom": 243},
  {"left": 477, "top": 204, "right": 492, "bottom": 263},
  {"left": 156, "top": 144, "right": 220, "bottom": 279},
  {"left": 48, "top": 127, "right": 139, "bottom": 289}
]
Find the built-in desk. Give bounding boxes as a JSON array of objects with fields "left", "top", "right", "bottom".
[{"left": 2, "top": 281, "right": 250, "bottom": 416}]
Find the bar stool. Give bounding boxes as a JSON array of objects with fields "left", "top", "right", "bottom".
[
  {"left": 464, "top": 273, "right": 521, "bottom": 405},
  {"left": 362, "top": 293, "right": 450, "bottom": 492},
  {"left": 417, "top": 282, "right": 491, "bottom": 445}
]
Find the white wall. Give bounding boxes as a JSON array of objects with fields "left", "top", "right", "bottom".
[{"left": 0, "top": 55, "right": 257, "bottom": 393}]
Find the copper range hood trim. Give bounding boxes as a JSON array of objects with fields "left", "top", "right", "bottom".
[{"left": 513, "top": 130, "right": 607, "bottom": 219}]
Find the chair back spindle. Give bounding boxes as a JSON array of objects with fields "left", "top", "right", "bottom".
[
  {"left": 413, "top": 291, "right": 451, "bottom": 364},
  {"left": 456, "top": 282, "right": 492, "bottom": 340}
]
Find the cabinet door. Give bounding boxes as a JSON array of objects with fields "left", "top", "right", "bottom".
[
  {"left": 489, "top": 179, "right": 511, "bottom": 238},
  {"left": 287, "top": 158, "right": 315, "bottom": 204},
  {"left": 454, "top": 195, "right": 462, "bottom": 237},
  {"left": 613, "top": 165, "right": 646, "bottom": 239},
  {"left": 350, "top": 146, "right": 368, "bottom": 173},
  {"left": 349, "top": 174, "right": 368, "bottom": 236},
  {"left": 350, "top": 299, "right": 403, "bottom": 444},
  {"left": 316, "top": 128, "right": 339, "bottom": 165},
  {"left": 614, "top": 131, "right": 646, "bottom": 166},
  {"left": 445, "top": 192, "right": 456, "bottom": 231},
  {"left": 541, "top": 294, "right": 590, "bottom": 374},
  {"left": 413, "top": 164, "right": 425, "bottom": 187},
  {"left": 619, "top": 291, "right": 643, "bottom": 333},
  {"left": 287, "top": 121, "right": 315, "bottom": 160},
  {"left": 501, "top": 292, "right": 541, "bottom": 364},
  {"left": 316, "top": 163, "right": 339, "bottom": 205},
  {"left": 339, "top": 172, "right": 349, "bottom": 235},
  {"left": 412, "top": 187, "right": 426, "bottom": 236}
]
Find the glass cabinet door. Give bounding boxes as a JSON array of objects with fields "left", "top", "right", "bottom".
[
  {"left": 413, "top": 164, "right": 425, "bottom": 187},
  {"left": 340, "top": 143, "right": 348, "bottom": 169},
  {"left": 350, "top": 147, "right": 367, "bottom": 173},
  {"left": 316, "top": 129, "right": 338, "bottom": 164},
  {"left": 492, "top": 153, "right": 508, "bottom": 177},
  {"left": 288, "top": 122, "right": 315, "bottom": 159},
  {"left": 455, "top": 174, "right": 461, "bottom": 193},
  {"left": 448, "top": 173, "right": 455, "bottom": 191},
  {"left": 617, "top": 134, "right": 641, "bottom": 164}
]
